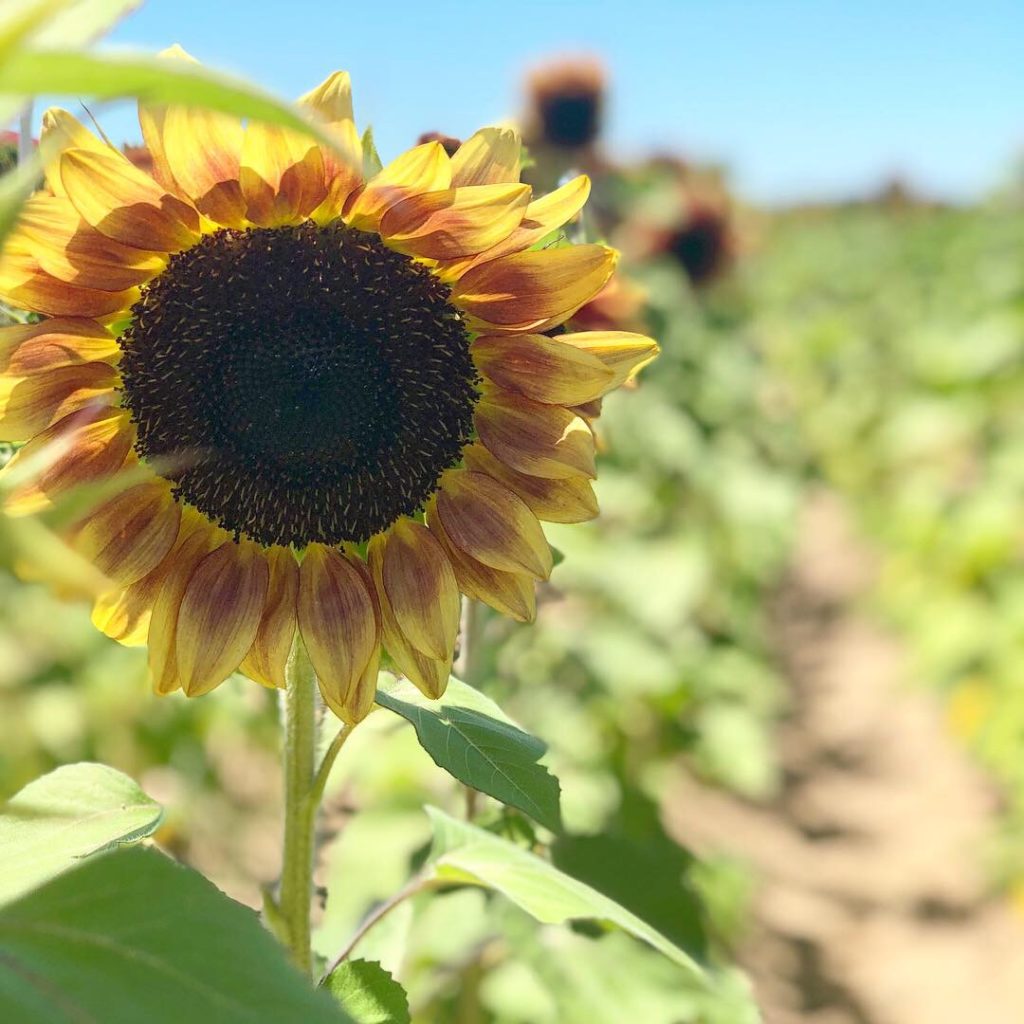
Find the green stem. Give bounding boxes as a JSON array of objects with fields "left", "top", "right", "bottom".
[{"left": 278, "top": 637, "right": 319, "bottom": 976}]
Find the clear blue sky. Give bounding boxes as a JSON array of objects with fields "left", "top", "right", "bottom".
[{"left": 78, "top": 0, "right": 1024, "bottom": 203}]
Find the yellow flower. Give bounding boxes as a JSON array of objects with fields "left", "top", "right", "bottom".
[{"left": 0, "top": 57, "right": 658, "bottom": 722}]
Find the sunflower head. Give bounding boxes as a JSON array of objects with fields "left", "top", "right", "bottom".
[
  {"left": 416, "top": 131, "right": 462, "bottom": 158},
  {"left": 524, "top": 56, "right": 606, "bottom": 151},
  {"left": 0, "top": 55, "right": 658, "bottom": 721}
]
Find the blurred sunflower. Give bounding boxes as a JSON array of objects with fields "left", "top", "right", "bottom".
[{"left": 0, "top": 54, "right": 657, "bottom": 722}]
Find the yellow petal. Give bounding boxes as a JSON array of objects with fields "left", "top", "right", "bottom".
[
  {"left": 298, "top": 70, "right": 363, "bottom": 222},
  {"left": 426, "top": 499, "right": 536, "bottom": 622},
  {"left": 148, "top": 515, "right": 223, "bottom": 695},
  {"left": 451, "top": 244, "right": 616, "bottom": 332},
  {"left": 438, "top": 175, "right": 591, "bottom": 280},
  {"left": 367, "top": 533, "right": 451, "bottom": 699},
  {"left": 472, "top": 332, "right": 614, "bottom": 405},
  {"left": 60, "top": 147, "right": 200, "bottom": 252},
  {"left": 380, "top": 183, "right": 531, "bottom": 260},
  {"left": 554, "top": 331, "right": 660, "bottom": 388},
  {"left": 0, "top": 318, "right": 119, "bottom": 376},
  {"left": 239, "top": 546, "right": 298, "bottom": 690},
  {"left": 436, "top": 469, "right": 552, "bottom": 580},
  {"left": 462, "top": 442, "right": 598, "bottom": 524},
  {"left": 0, "top": 361, "right": 118, "bottom": 441},
  {"left": 72, "top": 478, "right": 181, "bottom": 588},
  {"left": 378, "top": 518, "right": 459, "bottom": 662},
  {"left": 346, "top": 141, "right": 451, "bottom": 233},
  {"left": 176, "top": 539, "right": 270, "bottom": 696},
  {"left": 297, "top": 544, "right": 380, "bottom": 724},
  {"left": 240, "top": 122, "right": 326, "bottom": 228},
  {"left": 12, "top": 194, "right": 166, "bottom": 290},
  {"left": 92, "top": 560, "right": 167, "bottom": 647},
  {"left": 156, "top": 106, "right": 247, "bottom": 227},
  {"left": 2, "top": 407, "right": 133, "bottom": 515},
  {"left": 449, "top": 127, "right": 521, "bottom": 187},
  {"left": 0, "top": 246, "right": 140, "bottom": 320},
  {"left": 39, "top": 107, "right": 109, "bottom": 197},
  {"left": 475, "top": 388, "right": 596, "bottom": 480}
]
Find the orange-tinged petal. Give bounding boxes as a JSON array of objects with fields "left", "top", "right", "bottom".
[
  {"left": 148, "top": 516, "right": 224, "bottom": 695},
  {"left": 472, "top": 332, "right": 614, "bottom": 405},
  {"left": 60, "top": 148, "right": 200, "bottom": 252},
  {"left": 346, "top": 141, "right": 451, "bottom": 232},
  {"left": 0, "top": 247, "right": 140, "bottom": 319},
  {"left": 72, "top": 478, "right": 181, "bottom": 588},
  {"left": 367, "top": 533, "right": 450, "bottom": 699},
  {"left": 240, "top": 122, "right": 326, "bottom": 228},
  {"left": 13, "top": 194, "right": 167, "bottom": 290},
  {"left": 379, "top": 183, "right": 531, "bottom": 260},
  {"left": 451, "top": 244, "right": 616, "bottom": 332},
  {"left": 436, "top": 469, "right": 552, "bottom": 580},
  {"left": 40, "top": 107, "right": 110, "bottom": 197},
  {"left": 298, "top": 71, "right": 363, "bottom": 222},
  {"left": 0, "top": 318, "right": 119, "bottom": 375},
  {"left": 462, "top": 442, "right": 598, "bottom": 524},
  {"left": 239, "top": 546, "right": 298, "bottom": 690},
  {"left": 155, "top": 105, "right": 247, "bottom": 227},
  {"left": 0, "top": 362, "right": 118, "bottom": 441},
  {"left": 475, "top": 388, "right": 596, "bottom": 480},
  {"left": 175, "top": 539, "right": 269, "bottom": 696},
  {"left": 378, "top": 518, "right": 460, "bottom": 662},
  {"left": 438, "top": 175, "right": 591, "bottom": 280},
  {"left": 1, "top": 407, "right": 133, "bottom": 515},
  {"left": 449, "top": 127, "right": 521, "bottom": 187},
  {"left": 554, "top": 331, "right": 660, "bottom": 388},
  {"left": 426, "top": 500, "right": 536, "bottom": 623},
  {"left": 92, "top": 560, "right": 167, "bottom": 646},
  {"left": 297, "top": 544, "right": 380, "bottom": 723}
]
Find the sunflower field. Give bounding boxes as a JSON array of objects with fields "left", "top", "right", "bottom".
[{"left": 1, "top": 3, "right": 1023, "bottom": 1023}]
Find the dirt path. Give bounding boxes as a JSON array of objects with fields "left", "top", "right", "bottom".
[{"left": 666, "top": 491, "right": 1024, "bottom": 1024}]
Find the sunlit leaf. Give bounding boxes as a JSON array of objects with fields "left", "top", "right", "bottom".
[
  {"left": 0, "top": 48, "right": 341, "bottom": 152},
  {"left": 425, "top": 807, "right": 706, "bottom": 980},
  {"left": 376, "top": 678, "right": 562, "bottom": 832},
  {"left": 325, "top": 960, "right": 410, "bottom": 1024},
  {"left": 0, "top": 762, "right": 161, "bottom": 905},
  {"left": 0, "top": 847, "right": 352, "bottom": 1023}
]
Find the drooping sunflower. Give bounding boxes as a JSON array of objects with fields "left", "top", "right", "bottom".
[{"left": 0, "top": 56, "right": 657, "bottom": 722}]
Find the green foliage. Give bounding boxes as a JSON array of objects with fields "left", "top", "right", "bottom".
[
  {"left": 0, "top": 762, "right": 162, "bottom": 904},
  {"left": 325, "top": 960, "right": 410, "bottom": 1024},
  {"left": 425, "top": 807, "right": 706, "bottom": 979},
  {"left": 376, "top": 677, "right": 562, "bottom": 832},
  {"left": 0, "top": 847, "right": 351, "bottom": 1023}
]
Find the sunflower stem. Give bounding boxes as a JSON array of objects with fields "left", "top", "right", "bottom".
[{"left": 278, "top": 636, "right": 319, "bottom": 976}]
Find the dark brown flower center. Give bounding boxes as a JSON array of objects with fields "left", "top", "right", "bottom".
[{"left": 119, "top": 222, "right": 478, "bottom": 546}]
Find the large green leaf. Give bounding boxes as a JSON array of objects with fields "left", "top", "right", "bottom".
[
  {"left": 425, "top": 808, "right": 706, "bottom": 981},
  {"left": 0, "top": 48, "right": 339, "bottom": 150},
  {"left": 0, "top": 846, "right": 351, "bottom": 1023},
  {"left": 0, "top": 762, "right": 162, "bottom": 905},
  {"left": 325, "top": 960, "right": 410, "bottom": 1024},
  {"left": 22, "top": 0, "right": 140, "bottom": 49},
  {"left": 376, "top": 678, "right": 562, "bottom": 832}
]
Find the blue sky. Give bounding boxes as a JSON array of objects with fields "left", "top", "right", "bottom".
[{"left": 68, "top": 1, "right": 1024, "bottom": 203}]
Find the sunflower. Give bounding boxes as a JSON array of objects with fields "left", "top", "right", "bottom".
[{"left": 0, "top": 55, "right": 657, "bottom": 723}]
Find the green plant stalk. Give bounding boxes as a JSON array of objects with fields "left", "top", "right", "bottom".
[{"left": 278, "top": 637, "right": 319, "bottom": 976}]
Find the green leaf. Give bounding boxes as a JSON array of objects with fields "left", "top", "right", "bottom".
[
  {"left": 0, "top": 762, "right": 162, "bottom": 905},
  {"left": 361, "top": 126, "right": 383, "bottom": 178},
  {"left": 0, "top": 48, "right": 339, "bottom": 152},
  {"left": 425, "top": 808, "right": 706, "bottom": 981},
  {"left": 325, "top": 960, "right": 410, "bottom": 1024},
  {"left": 552, "top": 833, "right": 707, "bottom": 958},
  {"left": 0, "top": 846, "right": 351, "bottom": 1023},
  {"left": 23, "top": 0, "right": 140, "bottom": 49},
  {"left": 376, "top": 678, "right": 562, "bottom": 832}
]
